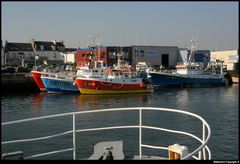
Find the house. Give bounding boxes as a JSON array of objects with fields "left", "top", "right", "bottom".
[
  {"left": 4, "top": 41, "right": 34, "bottom": 66},
  {"left": 3, "top": 39, "right": 67, "bottom": 67},
  {"left": 29, "top": 39, "right": 65, "bottom": 66}
]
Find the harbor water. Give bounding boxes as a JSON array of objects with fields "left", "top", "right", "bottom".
[{"left": 1, "top": 84, "right": 239, "bottom": 160}]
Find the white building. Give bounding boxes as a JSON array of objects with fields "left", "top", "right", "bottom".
[
  {"left": 210, "top": 49, "right": 239, "bottom": 71},
  {"left": 4, "top": 41, "right": 34, "bottom": 66},
  {"left": 3, "top": 39, "right": 66, "bottom": 67},
  {"left": 29, "top": 39, "right": 65, "bottom": 65},
  {"left": 61, "top": 48, "right": 77, "bottom": 64}
]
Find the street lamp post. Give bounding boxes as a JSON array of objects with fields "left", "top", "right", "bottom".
[
  {"left": 29, "top": 38, "right": 37, "bottom": 69},
  {"left": 35, "top": 53, "right": 36, "bottom": 67}
]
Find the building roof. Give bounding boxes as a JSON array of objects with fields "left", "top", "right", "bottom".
[
  {"left": 34, "top": 41, "right": 65, "bottom": 51},
  {"left": 4, "top": 40, "right": 66, "bottom": 52},
  {"left": 55, "top": 42, "right": 65, "bottom": 47},
  {"left": 4, "top": 42, "right": 33, "bottom": 52}
]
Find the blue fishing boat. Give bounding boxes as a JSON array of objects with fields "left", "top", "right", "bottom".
[
  {"left": 149, "top": 41, "right": 225, "bottom": 87},
  {"left": 41, "top": 72, "right": 79, "bottom": 93}
]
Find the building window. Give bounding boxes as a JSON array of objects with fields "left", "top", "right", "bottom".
[
  {"left": 140, "top": 50, "right": 144, "bottom": 57},
  {"left": 28, "top": 53, "right": 32, "bottom": 58},
  {"left": 53, "top": 53, "right": 57, "bottom": 59},
  {"left": 229, "top": 55, "right": 238, "bottom": 61},
  {"left": 125, "top": 52, "right": 129, "bottom": 57},
  {"left": 135, "top": 50, "right": 139, "bottom": 57},
  {"left": 108, "top": 52, "right": 115, "bottom": 59},
  {"left": 51, "top": 46, "right": 56, "bottom": 51},
  {"left": 101, "top": 52, "right": 105, "bottom": 59},
  {"left": 12, "top": 53, "right": 17, "bottom": 59}
]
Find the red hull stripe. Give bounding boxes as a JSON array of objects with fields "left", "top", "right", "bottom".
[
  {"left": 31, "top": 71, "right": 46, "bottom": 91},
  {"left": 75, "top": 79, "right": 147, "bottom": 90}
]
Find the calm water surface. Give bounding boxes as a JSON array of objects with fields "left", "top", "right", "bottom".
[{"left": 1, "top": 84, "right": 239, "bottom": 160}]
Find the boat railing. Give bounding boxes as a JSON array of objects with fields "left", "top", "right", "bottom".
[{"left": 1, "top": 107, "right": 211, "bottom": 160}]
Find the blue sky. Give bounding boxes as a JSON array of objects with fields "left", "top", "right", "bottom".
[{"left": 2, "top": 1, "right": 238, "bottom": 50}]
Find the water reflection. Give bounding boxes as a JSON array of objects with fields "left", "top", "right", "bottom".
[
  {"left": 32, "top": 92, "right": 48, "bottom": 110},
  {"left": 30, "top": 92, "right": 151, "bottom": 113},
  {"left": 30, "top": 85, "right": 234, "bottom": 114},
  {"left": 74, "top": 93, "right": 151, "bottom": 111}
]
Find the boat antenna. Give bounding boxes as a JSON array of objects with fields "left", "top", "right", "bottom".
[{"left": 188, "top": 40, "right": 197, "bottom": 64}]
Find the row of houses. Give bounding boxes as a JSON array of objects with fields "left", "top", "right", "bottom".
[
  {"left": 1, "top": 39, "right": 73, "bottom": 67},
  {"left": 1, "top": 40, "right": 238, "bottom": 71}
]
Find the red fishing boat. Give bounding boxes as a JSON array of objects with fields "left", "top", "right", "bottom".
[
  {"left": 75, "top": 51, "right": 152, "bottom": 94},
  {"left": 75, "top": 69, "right": 152, "bottom": 94}
]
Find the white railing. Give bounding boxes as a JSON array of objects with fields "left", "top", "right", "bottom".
[{"left": 1, "top": 107, "right": 211, "bottom": 160}]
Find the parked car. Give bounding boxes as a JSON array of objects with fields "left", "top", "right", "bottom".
[
  {"left": 1, "top": 67, "right": 16, "bottom": 74},
  {"left": 16, "top": 66, "right": 30, "bottom": 73}
]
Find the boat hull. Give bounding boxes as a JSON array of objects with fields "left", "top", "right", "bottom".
[
  {"left": 75, "top": 78, "right": 152, "bottom": 94},
  {"left": 31, "top": 71, "right": 46, "bottom": 91},
  {"left": 150, "top": 72, "right": 224, "bottom": 86},
  {"left": 41, "top": 76, "right": 79, "bottom": 93},
  {"left": 79, "top": 88, "right": 152, "bottom": 94}
]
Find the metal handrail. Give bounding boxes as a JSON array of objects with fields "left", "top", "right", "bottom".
[{"left": 2, "top": 107, "right": 211, "bottom": 160}]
